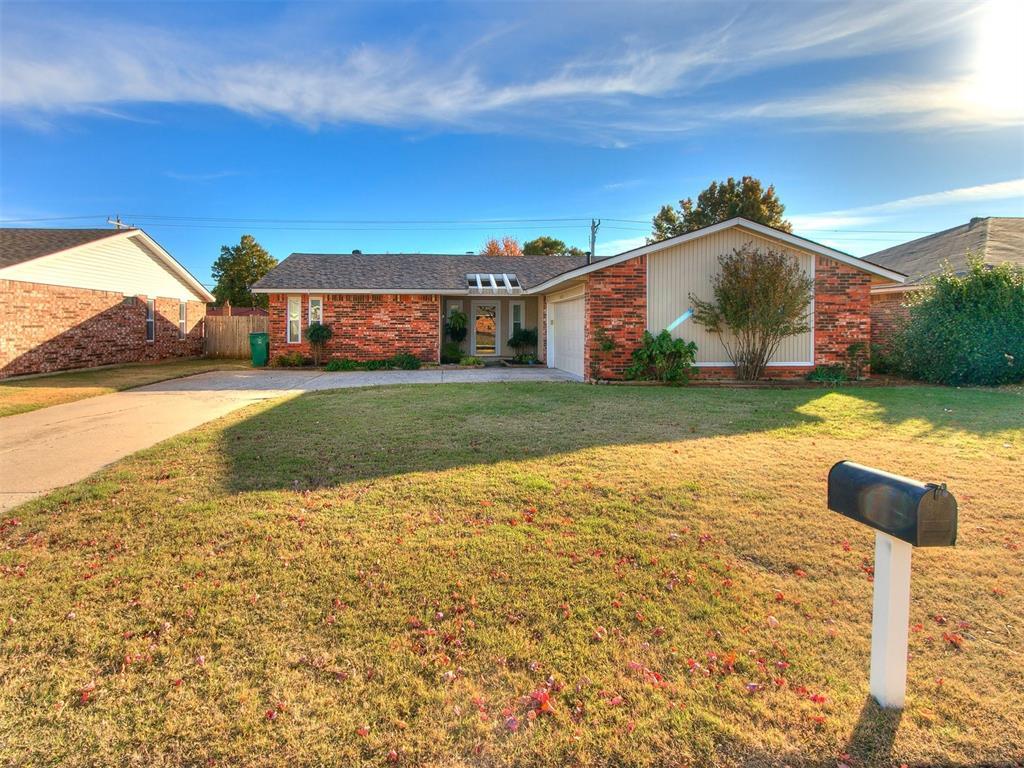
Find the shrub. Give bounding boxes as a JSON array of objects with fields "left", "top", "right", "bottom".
[
  {"left": 325, "top": 358, "right": 358, "bottom": 372},
  {"left": 625, "top": 330, "right": 697, "bottom": 384},
  {"left": 275, "top": 351, "right": 305, "bottom": 367},
  {"left": 389, "top": 353, "right": 422, "bottom": 370},
  {"left": 870, "top": 343, "right": 900, "bottom": 376},
  {"left": 691, "top": 244, "right": 813, "bottom": 380},
  {"left": 303, "top": 321, "right": 333, "bottom": 366},
  {"left": 807, "top": 364, "right": 847, "bottom": 384},
  {"left": 459, "top": 356, "right": 484, "bottom": 367},
  {"left": 507, "top": 327, "right": 538, "bottom": 358},
  {"left": 446, "top": 309, "right": 468, "bottom": 343},
  {"left": 895, "top": 258, "right": 1024, "bottom": 386},
  {"left": 441, "top": 341, "right": 462, "bottom": 364},
  {"left": 845, "top": 342, "right": 868, "bottom": 379},
  {"left": 363, "top": 359, "right": 390, "bottom": 371}
]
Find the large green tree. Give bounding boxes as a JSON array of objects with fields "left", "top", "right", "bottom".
[
  {"left": 522, "top": 236, "right": 586, "bottom": 257},
  {"left": 211, "top": 235, "right": 277, "bottom": 308},
  {"left": 650, "top": 176, "right": 791, "bottom": 242}
]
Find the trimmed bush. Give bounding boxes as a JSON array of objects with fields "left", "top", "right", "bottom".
[
  {"left": 275, "top": 351, "right": 305, "bottom": 367},
  {"left": 303, "top": 322, "right": 333, "bottom": 366},
  {"left": 625, "top": 330, "right": 697, "bottom": 384},
  {"left": 389, "top": 353, "right": 422, "bottom": 370},
  {"left": 895, "top": 259, "right": 1024, "bottom": 386},
  {"left": 807, "top": 364, "right": 847, "bottom": 384},
  {"left": 441, "top": 341, "right": 462, "bottom": 364},
  {"left": 459, "top": 356, "right": 485, "bottom": 367},
  {"left": 324, "top": 358, "right": 358, "bottom": 372}
]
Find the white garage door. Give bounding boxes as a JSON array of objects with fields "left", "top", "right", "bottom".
[{"left": 551, "top": 297, "right": 585, "bottom": 378}]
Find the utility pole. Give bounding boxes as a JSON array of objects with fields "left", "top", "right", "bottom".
[
  {"left": 589, "top": 218, "right": 601, "bottom": 264},
  {"left": 106, "top": 215, "right": 130, "bottom": 230}
]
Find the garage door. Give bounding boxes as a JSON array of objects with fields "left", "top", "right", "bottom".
[{"left": 551, "top": 297, "right": 585, "bottom": 378}]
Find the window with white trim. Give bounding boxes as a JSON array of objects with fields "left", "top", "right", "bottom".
[
  {"left": 146, "top": 299, "right": 155, "bottom": 342},
  {"left": 510, "top": 301, "right": 524, "bottom": 336},
  {"left": 178, "top": 302, "right": 187, "bottom": 340},
  {"left": 309, "top": 296, "right": 323, "bottom": 324},
  {"left": 287, "top": 296, "right": 301, "bottom": 343}
]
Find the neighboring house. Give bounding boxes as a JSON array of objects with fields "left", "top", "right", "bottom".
[
  {"left": 867, "top": 217, "right": 1024, "bottom": 348},
  {"left": 0, "top": 228, "right": 215, "bottom": 378},
  {"left": 253, "top": 217, "right": 904, "bottom": 380}
]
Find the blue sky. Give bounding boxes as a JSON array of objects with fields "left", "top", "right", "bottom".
[{"left": 1, "top": 1, "right": 1022, "bottom": 289}]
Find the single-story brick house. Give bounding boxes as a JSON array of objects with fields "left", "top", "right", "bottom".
[
  {"left": 251, "top": 217, "right": 905, "bottom": 380},
  {"left": 866, "top": 216, "right": 1024, "bottom": 349},
  {"left": 0, "top": 227, "right": 215, "bottom": 378}
]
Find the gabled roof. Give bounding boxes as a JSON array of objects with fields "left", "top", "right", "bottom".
[
  {"left": 527, "top": 217, "right": 907, "bottom": 294},
  {"left": 866, "top": 217, "right": 1024, "bottom": 288},
  {"left": 0, "top": 227, "right": 215, "bottom": 302},
  {"left": 0, "top": 228, "right": 125, "bottom": 269},
  {"left": 251, "top": 252, "right": 587, "bottom": 294}
]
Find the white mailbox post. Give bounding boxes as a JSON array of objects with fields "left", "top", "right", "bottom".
[{"left": 827, "top": 461, "right": 958, "bottom": 710}]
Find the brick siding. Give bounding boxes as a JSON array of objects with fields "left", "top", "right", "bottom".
[
  {"left": 813, "top": 256, "right": 872, "bottom": 370},
  {"left": 575, "top": 254, "right": 873, "bottom": 381},
  {"left": 870, "top": 291, "right": 912, "bottom": 350},
  {"left": 267, "top": 293, "right": 441, "bottom": 363},
  {"left": 584, "top": 256, "right": 647, "bottom": 380},
  {"left": 0, "top": 279, "right": 205, "bottom": 379}
]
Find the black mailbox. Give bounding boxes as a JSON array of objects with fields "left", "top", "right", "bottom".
[{"left": 827, "top": 461, "right": 957, "bottom": 547}]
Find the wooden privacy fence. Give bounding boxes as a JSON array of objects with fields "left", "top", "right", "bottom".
[{"left": 204, "top": 315, "right": 269, "bottom": 358}]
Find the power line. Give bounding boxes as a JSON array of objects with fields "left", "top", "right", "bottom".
[{"left": 0, "top": 212, "right": 935, "bottom": 236}]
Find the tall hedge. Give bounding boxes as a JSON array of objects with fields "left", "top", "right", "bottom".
[{"left": 896, "top": 258, "right": 1024, "bottom": 386}]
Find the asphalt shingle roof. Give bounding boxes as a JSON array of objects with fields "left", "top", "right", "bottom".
[
  {"left": 251, "top": 252, "right": 590, "bottom": 292},
  {"left": 866, "top": 217, "right": 1024, "bottom": 286},
  {"left": 0, "top": 228, "right": 128, "bottom": 269}
]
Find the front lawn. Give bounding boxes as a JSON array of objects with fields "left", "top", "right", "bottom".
[
  {"left": 1, "top": 384, "right": 1020, "bottom": 766},
  {"left": 0, "top": 358, "right": 251, "bottom": 417}
]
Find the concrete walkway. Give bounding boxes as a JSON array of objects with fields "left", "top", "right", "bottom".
[{"left": 0, "top": 367, "right": 577, "bottom": 513}]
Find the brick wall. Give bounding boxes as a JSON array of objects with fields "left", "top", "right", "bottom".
[
  {"left": 0, "top": 279, "right": 205, "bottom": 378},
  {"left": 584, "top": 256, "right": 647, "bottom": 380},
  {"left": 573, "top": 253, "right": 874, "bottom": 382},
  {"left": 813, "top": 256, "right": 872, "bottom": 369},
  {"left": 268, "top": 293, "right": 441, "bottom": 363},
  {"left": 870, "top": 291, "right": 912, "bottom": 350}
]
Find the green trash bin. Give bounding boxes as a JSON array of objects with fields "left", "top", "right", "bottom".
[{"left": 249, "top": 332, "right": 269, "bottom": 367}]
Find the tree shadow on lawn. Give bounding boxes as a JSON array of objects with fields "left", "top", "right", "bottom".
[{"left": 217, "top": 382, "right": 1019, "bottom": 492}]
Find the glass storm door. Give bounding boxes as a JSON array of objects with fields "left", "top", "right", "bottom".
[{"left": 473, "top": 304, "right": 498, "bottom": 356}]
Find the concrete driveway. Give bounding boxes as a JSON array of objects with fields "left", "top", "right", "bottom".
[{"left": 0, "top": 367, "right": 577, "bottom": 513}]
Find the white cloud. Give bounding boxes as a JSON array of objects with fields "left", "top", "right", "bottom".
[
  {"left": 0, "top": 2, "right": 1000, "bottom": 142},
  {"left": 790, "top": 178, "right": 1024, "bottom": 230}
]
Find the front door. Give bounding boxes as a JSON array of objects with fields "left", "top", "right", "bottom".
[{"left": 471, "top": 302, "right": 500, "bottom": 356}]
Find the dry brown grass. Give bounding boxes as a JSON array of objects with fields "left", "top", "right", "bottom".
[{"left": 0, "top": 383, "right": 1020, "bottom": 766}]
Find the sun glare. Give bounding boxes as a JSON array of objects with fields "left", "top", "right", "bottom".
[{"left": 970, "top": 0, "right": 1024, "bottom": 120}]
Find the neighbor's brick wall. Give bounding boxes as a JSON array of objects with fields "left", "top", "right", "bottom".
[
  {"left": 584, "top": 256, "right": 647, "bottom": 380},
  {"left": 870, "top": 291, "right": 911, "bottom": 350},
  {"left": 268, "top": 293, "right": 441, "bottom": 363},
  {"left": 813, "top": 256, "right": 872, "bottom": 369},
  {"left": 0, "top": 279, "right": 205, "bottom": 378}
]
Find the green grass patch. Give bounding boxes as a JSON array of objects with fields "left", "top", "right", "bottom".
[{"left": 0, "top": 383, "right": 1021, "bottom": 766}]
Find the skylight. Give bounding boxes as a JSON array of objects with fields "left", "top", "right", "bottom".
[{"left": 466, "top": 273, "right": 523, "bottom": 294}]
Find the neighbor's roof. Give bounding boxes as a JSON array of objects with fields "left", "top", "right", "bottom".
[
  {"left": 251, "top": 253, "right": 588, "bottom": 293},
  {"left": 867, "top": 217, "right": 1024, "bottom": 288},
  {"left": 0, "top": 226, "right": 215, "bottom": 302},
  {"left": 0, "top": 228, "right": 126, "bottom": 269}
]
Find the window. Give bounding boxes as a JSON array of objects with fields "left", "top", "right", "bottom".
[
  {"left": 287, "top": 296, "right": 301, "bottom": 343},
  {"left": 178, "top": 302, "right": 187, "bottom": 340},
  {"left": 145, "top": 299, "right": 155, "bottom": 342},
  {"left": 510, "top": 301, "right": 524, "bottom": 336},
  {"left": 309, "top": 296, "right": 323, "bottom": 324},
  {"left": 466, "top": 273, "right": 522, "bottom": 294}
]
